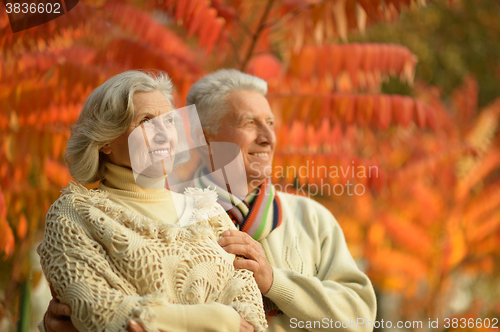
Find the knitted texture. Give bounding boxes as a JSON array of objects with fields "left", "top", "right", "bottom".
[{"left": 37, "top": 182, "right": 267, "bottom": 332}]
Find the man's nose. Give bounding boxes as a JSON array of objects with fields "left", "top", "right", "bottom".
[{"left": 256, "top": 123, "right": 276, "bottom": 145}]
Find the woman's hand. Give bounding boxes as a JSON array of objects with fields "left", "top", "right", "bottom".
[
  {"left": 239, "top": 315, "right": 255, "bottom": 332},
  {"left": 218, "top": 230, "right": 273, "bottom": 294},
  {"left": 128, "top": 318, "right": 253, "bottom": 332},
  {"left": 44, "top": 299, "right": 76, "bottom": 332}
]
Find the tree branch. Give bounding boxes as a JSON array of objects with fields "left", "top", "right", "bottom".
[
  {"left": 264, "top": 0, "right": 333, "bottom": 30},
  {"left": 228, "top": 36, "right": 242, "bottom": 66},
  {"left": 239, "top": 0, "right": 276, "bottom": 72},
  {"left": 233, "top": 14, "right": 254, "bottom": 38}
]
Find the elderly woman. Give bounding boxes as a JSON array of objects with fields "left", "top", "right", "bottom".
[{"left": 37, "top": 71, "right": 266, "bottom": 332}]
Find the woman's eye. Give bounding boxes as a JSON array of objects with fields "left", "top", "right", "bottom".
[{"left": 139, "top": 118, "right": 152, "bottom": 126}]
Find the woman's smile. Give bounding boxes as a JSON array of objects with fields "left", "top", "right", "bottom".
[{"left": 150, "top": 148, "right": 172, "bottom": 158}]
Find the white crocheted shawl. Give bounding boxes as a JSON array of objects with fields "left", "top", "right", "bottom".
[{"left": 37, "top": 182, "right": 267, "bottom": 332}]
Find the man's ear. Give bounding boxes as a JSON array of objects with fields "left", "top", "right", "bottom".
[
  {"left": 193, "top": 127, "right": 211, "bottom": 146},
  {"left": 101, "top": 144, "right": 112, "bottom": 155},
  {"left": 194, "top": 128, "right": 214, "bottom": 170}
]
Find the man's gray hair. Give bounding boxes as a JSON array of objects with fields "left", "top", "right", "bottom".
[
  {"left": 186, "top": 69, "right": 268, "bottom": 134},
  {"left": 65, "top": 70, "right": 174, "bottom": 184}
]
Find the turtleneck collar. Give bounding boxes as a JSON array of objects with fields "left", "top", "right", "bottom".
[{"left": 99, "top": 163, "right": 173, "bottom": 200}]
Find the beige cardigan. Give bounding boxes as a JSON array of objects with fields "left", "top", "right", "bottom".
[
  {"left": 261, "top": 191, "right": 377, "bottom": 331},
  {"left": 37, "top": 163, "right": 266, "bottom": 332}
]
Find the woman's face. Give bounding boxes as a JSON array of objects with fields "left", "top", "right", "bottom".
[{"left": 102, "top": 90, "right": 178, "bottom": 178}]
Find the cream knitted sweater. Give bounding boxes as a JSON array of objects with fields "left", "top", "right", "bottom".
[{"left": 37, "top": 163, "right": 267, "bottom": 332}]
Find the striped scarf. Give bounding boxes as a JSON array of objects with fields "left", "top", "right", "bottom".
[
  {"left": 193, "top": 167, "right": 282, "bottom": 241},
  {"left": 193, "top": 167, "right": 285, "bottom": 318}
]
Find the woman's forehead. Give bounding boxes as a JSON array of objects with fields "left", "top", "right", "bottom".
[{"left": 133, "top": 91, "right": 172, "bottom": 116}]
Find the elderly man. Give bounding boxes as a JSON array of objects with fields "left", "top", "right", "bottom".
[{"left": 43, "top": 70, "right": 376, "bottom": 332}]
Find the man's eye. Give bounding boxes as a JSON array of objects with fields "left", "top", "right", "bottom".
[{"left": 164, "top": 117, "right": 174, "bottom": 125}]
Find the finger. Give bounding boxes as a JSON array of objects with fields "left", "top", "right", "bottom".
[
  {"left": 48, "top": 317, "right": 77, "bottom": 332},
  {"left": 49, "top": 284, "right": 57, "bottom": 299},
  {"left": 219, "top": 236, "right": 249, "bottom": 246},
  {"left": 239, "top": 316, "right": 255, "bottom": 332},
  {"left": 233, "top": 258, "right": 259, "bottom": 272},
  {"left": 49, "top": 300, "right": 71, "bottom": 317},
  {"left": 235, "top": 257, "right": 274, "bottom": 294},
  {"left": 222, "top": 230, "right": 246, "bottom": 237},
  {"left": 129, "top": 320, "right": 146, "bottom": 332},
  {"left": 221, "top": 244, "right": 261, "bottom": 260},
  {"left": 219, "top": 234, "right": 259, "bottom": 248}
]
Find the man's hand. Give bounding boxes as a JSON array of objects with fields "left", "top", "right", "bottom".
[
  {"left": 239, "top": 315, "right": 255, "bottom": 332},
  {"left": 128, "top": 320, "right": 146, "bottom": 332},
  {"left": 218, "top": 230, "right": 273, "bottom": 294},
  {"left": 46, "top": 286, "right": 146, "bottom": 332},
  {"left": 44, "top": 299, "right": 76, "bottom": 332}
]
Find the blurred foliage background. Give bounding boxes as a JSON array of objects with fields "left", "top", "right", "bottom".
[{"left": 352, "top": 0, "right": 500, "bottom": 107}]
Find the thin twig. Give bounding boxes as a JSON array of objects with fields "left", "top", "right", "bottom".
[
  {"left": 239, "top": 0, "right": 276, "bottom": 72},
  {"left": 264, "top": 0, "right": 333, "bottom": 29},
  {"left": 228, "top": 36, "right": 242, "bottom": 66},
  {"left": 233, "top": 14, "right": 254, "bottom": 38}
]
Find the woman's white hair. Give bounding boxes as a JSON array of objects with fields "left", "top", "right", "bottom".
[
  {"left": 186, "top": 69, "right": 267, "bottom": 134},
  {"left": 65, "top": 70, "right": 176, "bottom": 184}
]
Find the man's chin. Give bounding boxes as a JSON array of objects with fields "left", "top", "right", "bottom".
[
  {"left": 247, "top": 168, "right": 273, "bottom": 187},
  {"left": 247, "top": 163, "right": 272, "bottom": 176}
]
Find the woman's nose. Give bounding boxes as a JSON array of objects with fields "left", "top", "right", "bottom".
[{"left": 152, "top": 119, "right": 172, "bottom": 143}]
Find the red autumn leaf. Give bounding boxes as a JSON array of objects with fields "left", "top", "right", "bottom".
[
  {"left": 247, "top": 54, "right": 282, "bottom": 82},
  {"left": 185, "top": 0, "right": 199, "bottom": 23},
  {"left": 377, "top": 44, "right": 389, "bottom": 73},
  {"left": 386, "top": 44, "right": 400, "bottom": 75},
  {"left": 176, "top": 0, "right": 189, "bottom": 21},
  {"left": 317, "top": 118, "right": 330, "bottom": 147},
  {"left": 198, "top": 8, "right": 217, "bottom": 49},
  {"left": 17, "top": 214, "right": 28, "bottom": 241},
  {"left": 382, "top": 213, "right": 433, "bottom": 260},
  {"left": 414, "top": 100, "right": 427, "bottom": 129},
  {"left": 333, "top": 94, "right": 356, "bottom": 124},
  {"left": 343, "top": 43, "right": 363, "bottom": 88},
  {"left": 356, "top": 95, "right": 374, "bottom": 124},
  {"left": 392, "top": 95, "right": 414, "bottom": 128},
  {"left": 329, "top": 122, "right": 343, "bottom": 148},
  {"left": 329, "top": 44, "right": 344, "bottom": 78},
  {"left": 317, "top": 46, "right": 330, "bottom": 79},
  {"left": 375, "top": 95, "right": 392, "bottom": 130},
  {"left": 306, "top": 123, "right": 318, "bottom": 152},
  {"left": 187, "top": 0, "right": 208, "bottom": 37},
  {"left": 0, "top": 189, "right": 14, "bottom": 259},
  {"left": 299, "top": 45, "right": 317, "bottom": 80},
  {"left": 290, "top": 120, "right": 305, "bottom": 150},
  {"left": 362, "top": 43, "right": 376, "bottom": 73},
  {"left": 205, "top": 17, "right": 224, "bottom": 55},
  {"left": 426, "top": 104, "right": 437, "bottom": 130}
]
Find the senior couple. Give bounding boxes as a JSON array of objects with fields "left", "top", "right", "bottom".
[{"left": 39, "top": 69, "right": 376, "bottom": 332}]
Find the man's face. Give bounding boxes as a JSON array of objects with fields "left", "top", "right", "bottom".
[{"left": 205, "top": 90, "right": 276, "bottom": 192}]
